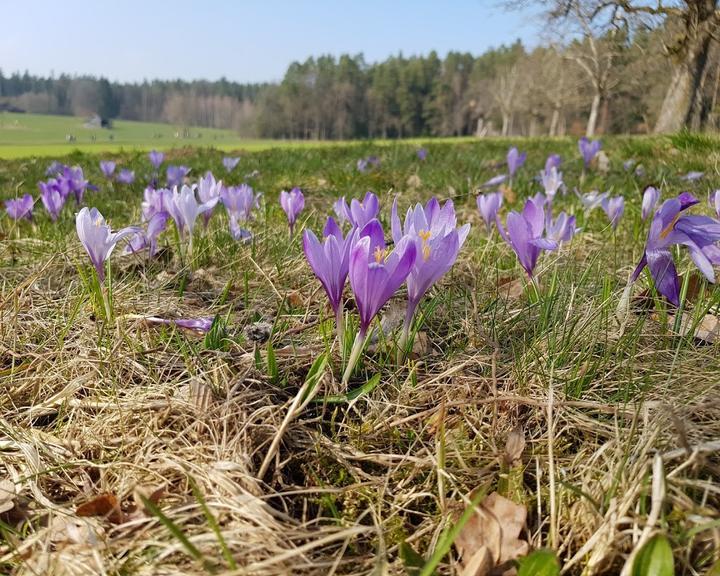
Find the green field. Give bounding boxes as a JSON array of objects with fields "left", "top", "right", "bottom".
[
  {"left": 2, "top": 135, "right": 720, "bottom": 574},
  {"left": 0, "top": 112, "right": 310, "bottom": 159}
]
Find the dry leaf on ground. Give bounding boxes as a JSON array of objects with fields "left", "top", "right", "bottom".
[{"left": 454, "top": 491, "right": 530, "bottom": 576}]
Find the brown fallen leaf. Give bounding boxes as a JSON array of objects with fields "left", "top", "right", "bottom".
[
  {"left": 503, "top": 427, "right": 526, "bottom": 468},
  {"left": 497, "top": 277, "right": 525, "bottom": 299},
  {"left": 499, "top": 185, "right": 516, "bottom": 204},
  {"left": 674, "top": 312, "right": 720, "bottom": 343},
  {"left": 76, "top": 493, "right": 125, "bottom": 524},
  {"left": 406, "top": 174, "right": 422, "bottom": 189},
  {"left": 454, "top": 491, "right": 530, "bottom": 576}
]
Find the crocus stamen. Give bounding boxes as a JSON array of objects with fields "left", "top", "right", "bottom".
[
  {"left": 660, "top": 214, "right": 680, "bottom": 240},
  {"left": 373, "top": 246, "right": 386, "bottom": 264}
]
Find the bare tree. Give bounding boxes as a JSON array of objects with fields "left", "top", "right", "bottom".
[
  {"left": 492, "top": 65, "right": 520, "bottom": 135},
  {"left": 518, "top": 0, "right": 720, "bottom": 132}
]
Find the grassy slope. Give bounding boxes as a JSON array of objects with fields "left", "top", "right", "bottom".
[
  {"left": 1, "top": 134, "right": 719, "bottom": 574},
  {"left": 0, "top": 112, "right": 292, "bottom": 159}
]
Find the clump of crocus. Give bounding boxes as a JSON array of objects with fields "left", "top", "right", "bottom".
[
  {"left": 392, "top": 197, "right": 470, "bottom": 351},
  {"left": 223, "top": 157, "right": 240, "bottom": 173},
  {"left": 167, "top": 185, "right": 218, "bottom": 259},
  {"left": 336, "top": 191, "right": 380, "bottom": 230},
  {"left": 709, "top": 190, "right": 720, "bottom": 219},
  {"left": 579, "top": 137, "right": 601, "bottom": 169},
  {"left": 124, "top": 212, "right": 169, "bottom": 258},
  {"left": 117, "top": 169, "right": 135, "bottom": 185},
  {"left": 642, "top": 186, "right": 661, "bottom": 221},
  {"left": 221, "top": 183, "right": 259, "bottom": 241},
  {"left": 576, "top": 189, "right": 609, "bottom": 214},
  {"left": 303, "top": 217, "right": 375, "bottom": 348},
  {"left": 344, "top": 228, "right": 417, "bottom": 385},
  {"left": 5, "top": 194, "right": 34, "bottom": 221},
  {"left": 145, "top": 316, "right": 214, "bottom": 334},
  {"left": 100, "top": 160, "right": 116, "bottom": 179},
  {"left": 149, "top": 150, "right": 164, "bottom": 170},
  {"left": 39, "top": 181, "right": 66, "bottom": 221},
  {"left": 496, "top": 196, "right": 560, "bottom": 279},
  {"left": 197, "top": 172, "right": 222, "bottom": 228},
  {"left": 45, "top": 161, "right": 64, "bottom": 176},
  {"left": 477, "top": 191, "right": 503, "bottom": 234},
  {"left": 58, "top": 166, "right": 89, "bottom": 205},
  {"left": 602, "top": 196, "right": 625, "bottom": 230},
  {"left": 167, "top": 165, "right": 190, "bottom": 188},
  {"left": 507, "top": 147, "right": 527, "bottom": 180},
  {"left": 630, "top": 192, "right": 720, "bottom": 306},
  {"left": 280, "top": 187, "right": 304, "bottom": 236},
  {"left": 417, "top": 148, "right": 428, "bottom": 161}
]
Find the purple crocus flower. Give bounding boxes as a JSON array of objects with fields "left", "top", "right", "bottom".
[
  {"left": 197, "top": 172, "right": 222, "bottom": 228},
  {"left": 630, "top": 193, "right": 720, "bottom": 306},
  {"left": 100, "top": 161, "right": 116, "bottom": 179},
  {"left": 117, "top": 169, "right": 135, "bottom": 185},
  {"left": 496, "top": 196, "right": 558, "bottom": 278},
  {"left": 541, "top": 166, "right": 563, "bottom": 201},
  {"left": 39, "top": 182, "right": 65, "bottom": 221},
  {"left": 167, "top": 165, "right": 190, "bottom": 189},
  {"left": 168, "top": 185, "right": 218, "bottom": 240},
  {"left": 507, "top": 147, "right": 527, "bottom": 178},
  {"left": 602, "top": 196, "right": 625, "bottom": 230},
  {"left": 343, "top": 191, "right": 380, "bottom": 230},
  {"left": 333, "top": 197, "right": 349, "bottom": 225},
  {"left": 62, "top": 166, "right": 89, "bottom": 205},
  {"left": 641, "top": 186, "right": 661, "bottom": 221},
  {"left": 75, "top": 207, "right": 139, "bottom": 282},
  {"left": 279, "top": 187, "right": 304, "bottom": 235},
  {"left": 577, "top": 189, "right": 609, "bottom": 213},
  {"left": 124, "top": 211, "right": 169, "bottom": 258},
  {"left": 476, "top": 191, "right": 503, "bottom": 234},
  {"left": 623, "top": 159, "right": 636, "bottom": 171},
  {"left": 546, "top": 212, "right": 577, "bottom": 243},
  {"left": 142, "top": 187, "right": 172, "bottom": 222},
  {"left": 303, "top": 217, "right": 374, "bottom": 344},
  {"left": 710, "top": 190, "right": 720, "bottom": 219},
  {"left": 343, "top": 230, "right": 417, "bottom": 384},
  {"left": 545, "top": 154, "right": 561, "bottom": 173},
  {"left": 148, "top": 150, "right": 165, "bottom": 170},
  {"left": 5, "top": 194, "right": 34, "bottom": 221},
  {"left": 417, "top": 148, "right": 428, "bottom": 161},
  {"left": 223, "top": 157, "right": 240, "bottom": 173},
  {"left": 146, "top": 316, "right": 214, "bottom": 333},
  {"left": 221, "top": 184, "right": 259, "bottom": 240},
  {"left": 579, "top": 137, "right": 601, "bottom": 168},
  {"left": 484, "top": 174, "right": 508, "bottom": 189},
  {"left": 357, "top": 155, "right": 380, "bottom": 173},
  {"left": 681, "top": 171, "right": 704, "bottom": 182},
  {"left": 45, "top": 161, "right": 64, "bottom": 176},
  {"left": 391, "top": 197, "right": 470, "bottom": 346}
]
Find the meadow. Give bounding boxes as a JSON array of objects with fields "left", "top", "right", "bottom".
[
  {"left": 0, "top": 112, "right": 328, "bottom": 159},
  {"left": 1, "top": 133, "right": 720, "bottom": 575}
]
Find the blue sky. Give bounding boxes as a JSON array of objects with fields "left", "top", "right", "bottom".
[{"left": 2, "top": 1, "right": 542, "bottom": 83}]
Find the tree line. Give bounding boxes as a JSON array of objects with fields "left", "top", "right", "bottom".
[{"left": 1, "top": 0, "right": 718, "bottom": 137}]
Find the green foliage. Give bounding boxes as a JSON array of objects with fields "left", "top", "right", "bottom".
[
  {"left": 517, "top": 549, "right": 560, "bottom": 576},
  {"left": 632, "top": 535, "right": 675, "bottom": 576}
]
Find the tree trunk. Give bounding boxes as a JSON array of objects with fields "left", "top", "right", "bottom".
[
  {"left": 586, "top": 92, "right": 601, "bottom": 137},
  {"left": 501, "top": 113, "right": 510, "bottom": 137},
  {"left": 654, "top": 0, "right": 718, "bottom": 133},
  {"left": 549, "top": 107, "right": 560, "bottom": 137}
]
